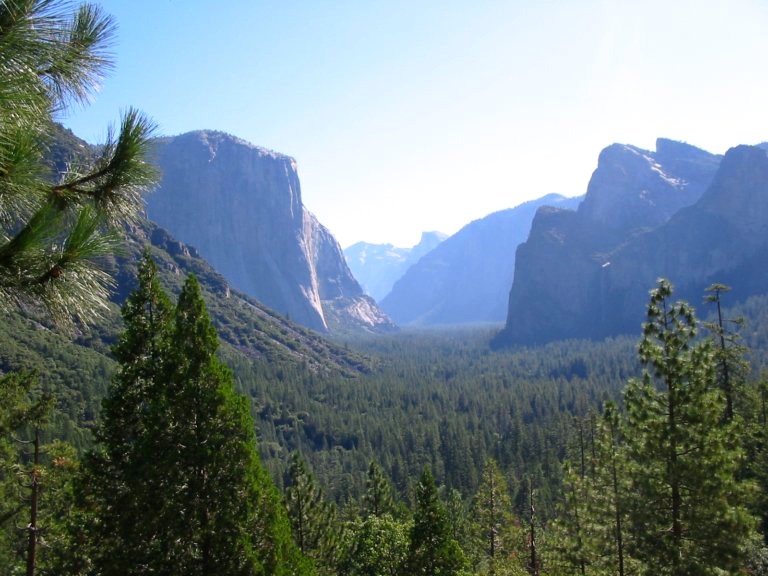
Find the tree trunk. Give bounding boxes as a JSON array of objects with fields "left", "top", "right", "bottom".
[{"left": 26, "top": 428, "right": 40, "bottom": 576}]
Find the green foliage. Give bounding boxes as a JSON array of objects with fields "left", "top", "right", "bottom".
[
  {"left": 469, "top": 458, "right": 526, "bottom": 575},
  {"left": 704, "top": 283, "right": 750, "bottom": 422},
  {"left": 0, "top": 0, "right": 157, "bottom": 324},
  {"left": 406, "top": 467, "right": 466, "bottom": 576},
  {"left": 338, "top": 513, "right": 410, "bottom": 576},
  {"left": 623, "top": 279, "right": 754, "bottom": 575},
  {"left": 362, "top": 460, "right": 396, "bottom": 518},
  {"left": 4, "top": 248, "right": 768, "bottom": 574},
  {"left": 80, "top": 259, "right": 310, "bottom": 575},
  {"left": 285, "top": 454, "right": 341, "bottom": 573},
  {"left": 0, "top": 370, "right": 79, "bottom": 575},
  {"left": 546, "top": 407, "right": 639, "bottom": 576}
]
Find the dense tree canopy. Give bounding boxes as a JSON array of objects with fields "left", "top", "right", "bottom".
[{"left": 82, "top": 257, "right": 310, "bottom": 575}]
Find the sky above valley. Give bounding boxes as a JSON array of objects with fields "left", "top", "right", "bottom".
[{"left": 63, "top": 0, "right": 768, "bottom": 248}]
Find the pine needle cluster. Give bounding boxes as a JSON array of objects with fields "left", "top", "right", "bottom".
[{"left": 0, "top": 0, "right": 157, "bottom": 324}]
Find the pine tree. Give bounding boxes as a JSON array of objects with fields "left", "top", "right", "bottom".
[
  {"left": 548, "top": 406, "right": 639, "bottom": 576},
  {"left": 0, "top": 371, "right": 49, "bottom": 574},
  {"left": 703, "top": 283, "right": 748, "bottom": 422},
  {"left": 443, "top": 488, "right": 470, "bottom": 550},
  {"left": 406, "top": 466, "right": 466, "bottom": 576},
  {"left": 748, "top": 371, "right": 768, "bottom": 543},
  {"left": 470, "top": 458, "right": 525, "bottom": 576},
  {"left": 0, "top": 371, "right": 77, "bottom": 576},
  {"left": 0, "top": 371, "right": 36, "bottom": 553},
  {"left": 526, "top": 477, "right": 540, "bottom": 576},
  {"left": 548, "top": 462, "right": 592, "bottom": 576},
  {"left": 0, "top": 0, "right": 157, "bottom": 324},
  {"left": 589, "top": 403, "right": 634, "bottom": 576},
  {"left": 284, "top": 454, "right": 340, "bottom": 574},
  {"left": 81, "top": 250, "right": 173, "bottom": 573},
  {"left": 84, "top": 265, "right": 310, "bottom": 575},
  {"left": 623, "top": 279, "right": 753, "bottom": 575},
  {"left": 362, "top": 460, "right": 395, "bottom": 518}
]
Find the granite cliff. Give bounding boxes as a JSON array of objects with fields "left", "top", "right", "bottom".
[
  {"left": 578, "top": 138, "right": 721, "bottom": 229},
  {"left": 498, "top": 140, "right": 768, "bottom": 345},
  {"left": 146, "top": 131, "right": 394, "bottom": 334}
]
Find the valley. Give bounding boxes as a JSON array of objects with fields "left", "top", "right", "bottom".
[{"left": 2, "top": 1, "right": 768, "bottom": 571}]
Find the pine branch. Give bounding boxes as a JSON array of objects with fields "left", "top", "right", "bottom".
[
  {"left": 41, "top": 2, "right": 116, "bottom": 107},
  {"left": 51, "top": 108, "right": 157, "bottom": 223}
]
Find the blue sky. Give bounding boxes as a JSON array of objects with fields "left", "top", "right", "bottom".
[{"left": 63, "top": 0, "right": 768, "bottom": 247}]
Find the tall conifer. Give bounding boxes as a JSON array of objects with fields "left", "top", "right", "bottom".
[
  {"left": 623, "top": 279, "right": 753, "bottom": 575},
  {"left": 85, "top": 261, "right": 309, "bottom": 575},
  {"left": 470, "top": 458, "right": 525, "bottom": 576},
  {"left": 362, "top": 460, "right": 395, "bottom": 518},
  {"left": 406, "top": 466, "right": 465, "bottom": 576},
  {"left": 285, "top": 454, "right": 341, "bottom": 573}
]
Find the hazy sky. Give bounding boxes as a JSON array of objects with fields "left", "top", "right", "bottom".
[{"left": 63, "top": 0, "right": 768, "bottom": 248}]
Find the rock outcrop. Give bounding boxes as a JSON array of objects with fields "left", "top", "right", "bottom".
[
  {"left": 578, "top": 138, "right": 721, "bottom": 230},
  {"left": 381, "top": 194, "right": 581, "bottom": 326},
  {"left": 497, "top": 140, "right": 768, "bottom": 345},
  {"left": 146, "top": 130, "right": 394, "bottom": 334}
]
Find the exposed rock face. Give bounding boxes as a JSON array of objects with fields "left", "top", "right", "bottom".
[
  {"left": 146, "top": 130, "right": 394, "bottom": 333},
  {"left": 602, "top": 145, "right": 768, "bottom": 315},
  {"left": 578, "top": 138, "right": 720, "bottom": 230},
  {"left": 381, "top": 194, "right": 581, "bottom": 326},
  {"left": 344, "top": 231, "right": 447, "bottom": 301},
  {"left": 499, "top": 141, "right": 768, "bottom": 345},
  {"left": 303, "top": 211, "right": 395, "bottom": 332}
]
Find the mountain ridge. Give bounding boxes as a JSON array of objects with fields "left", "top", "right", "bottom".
[
  {"left": 498, "top": 140, "right": 768, "bottom": 345},
  {"left": 381, "top": 193, "right": 582, "bottom": 326}
]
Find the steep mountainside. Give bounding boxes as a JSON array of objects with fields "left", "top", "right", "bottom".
[
  {"left": 0, "top": 215, "right": 374, "bottom": 444},
  {"left": 118, "top": 221, "right": 373, "bottom": 373},
  {"left": 2, "top": 126, "right": 371, "bottom": 423},
  {"left": 381, "top": 194, "right": 582, "bottom": 326},
  {"left": 578, "top": 138, "right": 721, "bottom": 229},
  {"left": 497, "top": 140, "right": 768, "bottom": 345},
  {"left": 146, "top": 131, "right": 394, "bottom": 334},
  {"left": 344, "top": 231, "right": 447, "bottom": 301}
]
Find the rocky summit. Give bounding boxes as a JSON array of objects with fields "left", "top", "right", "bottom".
[
  {"left": 498, "top": 139, "right": 768, "bottom": 345},
  {"left": 146, "top": 130, "right": 394, "bottom": 334}
]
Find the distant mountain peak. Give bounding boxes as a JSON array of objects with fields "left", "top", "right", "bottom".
[
  {"left": 380, "top": 193, "right": 582, "bottom": 326},
  {"left": 343, "top": 232, "right": 447, "bottom": 302},
  {"left": 577, "top": 138, "right": 721, "bottom": 230}
]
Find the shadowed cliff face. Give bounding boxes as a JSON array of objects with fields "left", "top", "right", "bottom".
[
  {"left": 497, "top": 139, "right": 768, "bottom": 346},
  {"left": 146, "top": 130, "right": 395, "bottom": 334}
]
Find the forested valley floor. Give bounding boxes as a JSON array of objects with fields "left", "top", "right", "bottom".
[{"left": 3, "top": 272, "right": 768, "bottom": 574}]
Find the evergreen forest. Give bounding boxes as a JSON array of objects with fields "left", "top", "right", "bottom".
[{"left": 2, "top": 1, "right": 768, "bottom": 575}]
